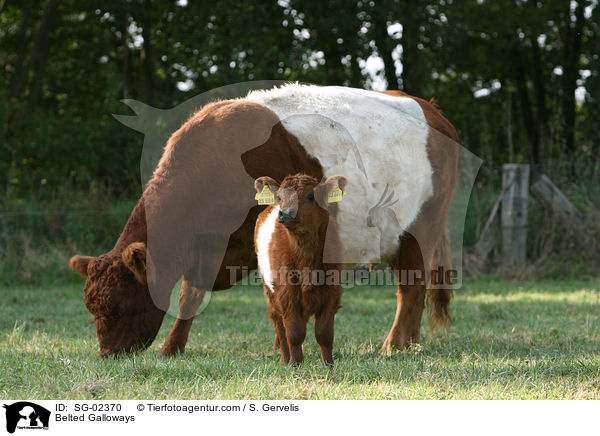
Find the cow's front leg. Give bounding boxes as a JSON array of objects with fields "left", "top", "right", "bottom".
[
  {"left": 160, "top": 278, "right": 206, "bottom": 356},
  {"left": 381, "top": 231, "right": 429, "bottom": 353},
  {"left": 381, "top": 282, "right": 426, "bottom": 352}
]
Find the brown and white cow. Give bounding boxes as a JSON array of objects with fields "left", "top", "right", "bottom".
[
  {"left": 69, "top": 84, "right": 458, "bottom": 356},
  {"left": 254, "top": 174, "right": 346, "bottom": 365}
]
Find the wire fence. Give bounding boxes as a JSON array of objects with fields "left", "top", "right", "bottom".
[{"left": 1, "top": 164, "right": 598, "bottom": 268}]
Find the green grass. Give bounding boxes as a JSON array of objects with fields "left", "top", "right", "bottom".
[{"left": 1, "top": 276, "right": 599, "bottom": 399}]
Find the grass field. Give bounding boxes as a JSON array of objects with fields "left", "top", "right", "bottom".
[{"left": 1, "top": 275, "right": 599, "bottom": 400}]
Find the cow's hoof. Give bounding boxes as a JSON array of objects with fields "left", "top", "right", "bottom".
[
  {"left": 380, "top": 337, "right": 401, "bottom": 355},
  {"left": 159, "top": 344, "right": 184, "bottom": 357},
  {"left": 380, "top": 336, "right": 421, "bottom": 355}
]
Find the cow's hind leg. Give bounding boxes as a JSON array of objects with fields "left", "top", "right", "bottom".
[
  {"left": 160, "top": 278, "right": 206, "bottom": 356},
  {"left": 380, "top": 111, "right": 458, "bottom": 353}
]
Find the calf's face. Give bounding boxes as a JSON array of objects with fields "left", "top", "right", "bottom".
[
  {"left": 69, "top": 242, "right": 165, "bottom": 356},
  {"left": 254, "top": 174, "right": 347, "bottom": 234}
]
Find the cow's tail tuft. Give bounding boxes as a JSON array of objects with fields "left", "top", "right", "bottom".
[
  {"left": 426, "top": 288, "right": 452, "bottom": 330},
  {"left": 426, "top": 228, "right": 453, "bottom": 330}
]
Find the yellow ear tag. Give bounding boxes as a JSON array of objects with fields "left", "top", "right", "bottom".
[
  {"left": 255, "top": 185, "right": 275, "bottom": 205},
  {"left": 327, "top": 187, "right": 345, "bottom": 203}
]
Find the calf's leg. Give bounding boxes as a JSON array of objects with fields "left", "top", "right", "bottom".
[
  {"left": 283, "top": 313, "right": 307, "bottom": 365},
  {"left": 160, "top": 278, "right": 206, "bottom": 356},
  {"left": 267, "top": 302, "right": 290, "bottom": 364},
  {"left": 314, "top": 309, "right": 335, "bottom": 365}
]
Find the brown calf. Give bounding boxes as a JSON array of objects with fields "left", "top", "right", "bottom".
[{"left": 254, "top": 174, "right": 345, "bottom": 365}]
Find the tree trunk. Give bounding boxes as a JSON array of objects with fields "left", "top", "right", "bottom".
[
  {"left": 349, "top": 55, "right": 364, "bottom": 88},
  {"left": 400, "top": 5, "right": 424, "bottom": 96},
  {"left": 512, "top": 45, "right": 539, "bottom": 164},
  {"left": 370, "top": 8, "right": 398, "bottom": 89},
  {"left": 561, "top": 0, "right": 585, "bottom": 169},
  {"left": 28, "top": 0, "right": 60, "bottom": 108},
  {"left": 531, "top": 33, "right": 548, "bottom": 165},
  {"left": 346, "top": 3, "right": 365, "bottom": 88},
  {"left": 140, "top": 3, "right": 155, "bottom": 102},
  {"left": 506, "top": 87, "right": 514, "bottom": 163},
  {"left": 8, "top": 0, "right": 33, "bottom": 100},
  {"left": 122, "top": 12, "right": 130, "bottom": 99}
]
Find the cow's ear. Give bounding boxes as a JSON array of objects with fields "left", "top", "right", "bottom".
[
  {"left": 69, "top": 255, "right": 94, "bottom": 277},
  {"left": 315, "top": 175, "right": 347, "bottom": 205},
  {"left": 121, "top": 242, "right": 147, "bottom": 284},
  {"left": 254, "top": 176, "right": 279, "bottom": 194}
]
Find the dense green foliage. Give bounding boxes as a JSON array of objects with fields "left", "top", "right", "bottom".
[
  {"left": 1, "top": 1, "right": 598, "bottom": 282},
  {"left": 1, "top": 0, "right": 599, "bottom": 189},
  {"left": 1, "top": 277, "right": 599, "bottom": 399}
]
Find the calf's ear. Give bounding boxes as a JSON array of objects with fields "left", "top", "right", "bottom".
[
  {"left": 121, "top": 242, "right": 148, "bottom": 284},
  {"left": 69, "top": 255, "right": 94, "bottom": 277},
  {"left": 316, "top": 175, "right": 347, "bottom": 205},
  {"left": 254, "top": 176, "right": 279, "bottom": 194}
]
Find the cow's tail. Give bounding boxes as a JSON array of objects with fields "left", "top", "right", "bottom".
[{"left": 426, "top": 228, "right": 453, "bottom": 329}]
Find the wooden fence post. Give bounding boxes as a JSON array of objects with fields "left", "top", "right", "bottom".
[
  {"left": 501, "top": 164, "right": 530, "bottom": 263},
  {"left": 531, "top": 174, "right": 598, "bottom": 254},
  {"left": 473, "top": 188, "right": 502, "bottom": 260}
]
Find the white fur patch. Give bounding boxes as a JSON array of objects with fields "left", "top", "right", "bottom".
[
  {"left": 256, "top": 206, "right": 280, "bottom": 292},
  {"left": 247, "top": 84, "right": 432, "bottom": 264}
]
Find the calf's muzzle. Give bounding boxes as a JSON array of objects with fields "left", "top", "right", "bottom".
[{"left": 278, "top": 208, "right": 297, "bottom": 223}]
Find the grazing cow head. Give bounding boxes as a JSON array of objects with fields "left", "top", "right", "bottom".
[
  {"left": 69, "top": 242, "right": 165, "bottom": 356},
  {"left": 254, "top": 173, "right": 347, "bottom": 234}
]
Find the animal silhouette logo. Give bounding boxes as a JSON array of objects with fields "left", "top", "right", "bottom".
[
  {"left": 3, "top": 402, "right": 50, "bottom": 433},
  {"left": 113, "top": 81, "right": 482, "bottom": 294},
  {"left": 366, "top": 184, "right": 402, "bottom": 262}
]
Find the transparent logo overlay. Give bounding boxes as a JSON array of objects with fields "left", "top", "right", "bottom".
[{"left": 114, "top": 81, "right": 481, "bottom": 319}]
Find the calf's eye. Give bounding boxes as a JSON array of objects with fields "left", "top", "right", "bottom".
[{"left": 306, "top": 193, "right": 315, "bottom": 203}]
